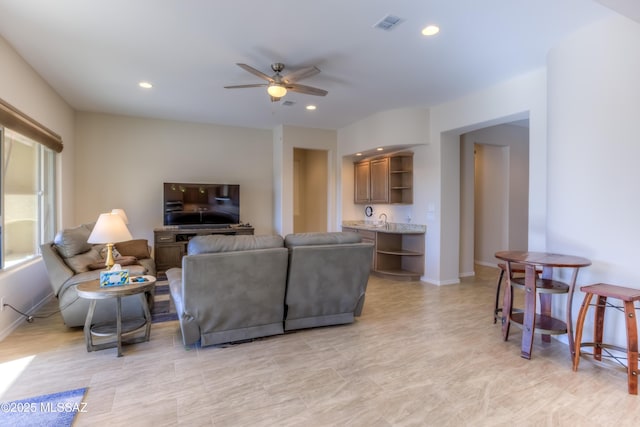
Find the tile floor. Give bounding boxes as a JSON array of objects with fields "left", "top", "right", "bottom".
[{"left": 1, "top": 265, "right": 637, "bottom": 426}]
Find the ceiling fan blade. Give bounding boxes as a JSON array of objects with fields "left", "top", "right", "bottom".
[
  {"left": 286, "top": 83, "right": 328, "bottom": 96},
  {"left": 236, "top": 63, "right": 273, "bottom": 82},
  {"left": 224, "top": 84, "right": 268, "bottom": 89},
  {"left": 283, "top": 66, "right": 320, "bottom": 83}
]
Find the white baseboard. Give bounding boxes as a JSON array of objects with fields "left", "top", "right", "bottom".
[{"left": 475, "top": 260, "right": 498, "bottom": 268}]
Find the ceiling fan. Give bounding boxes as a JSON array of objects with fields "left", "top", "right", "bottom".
[{"left": 224, "top": 63, "right": 328, "bottom": 102}]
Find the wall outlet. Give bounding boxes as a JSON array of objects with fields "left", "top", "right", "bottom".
[{"left": 0, "top": 297, "right": 4, "bottom": 312}]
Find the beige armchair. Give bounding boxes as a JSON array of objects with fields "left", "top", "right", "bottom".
[{"left": 41, "top": 223, "right": 156, "bottom": 327}]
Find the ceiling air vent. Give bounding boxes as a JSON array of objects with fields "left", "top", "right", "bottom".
[
  {"left": 373, "top": 15, "right": 404, "bottom": 31},
  {"left": 282, "top": 100, "right": 296, "bottom": 107}
]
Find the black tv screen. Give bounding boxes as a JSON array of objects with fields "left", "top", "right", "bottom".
[{"left": 163, "top": 183, "right": 240, "bottom": 227}]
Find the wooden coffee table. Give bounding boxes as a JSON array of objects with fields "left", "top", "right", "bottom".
[{"left": 76, "top": 275, "right": 156, "bottom": 357}]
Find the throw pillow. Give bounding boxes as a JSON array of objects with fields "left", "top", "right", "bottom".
[
  {"left": 99, "top": 246, "right": 121, "bottom": 260},
  {"left": 88, "top": 255, "right": 138, "bottom": 271},
  {"left": 53, "top": 225, "right": 92, "bottom": 258},
  {"left": 63, "top": 247, "right": 102, "bottom": 274},
  {"left": 115, "top": 239, "right": 151, "bottom": 259}
]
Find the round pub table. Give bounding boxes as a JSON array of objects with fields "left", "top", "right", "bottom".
[
  {"left": 495, "top": 251, "right": 591, "bottom": 360},
  {"left": 76, "top": 275, "right": 156, "bottom": 357}
]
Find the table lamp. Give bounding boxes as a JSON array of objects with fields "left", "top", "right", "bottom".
[
  {"left": 87, "top": 212, "right": 133, "bottom": 270},
  {"left": 111, "top": 208, "right": 129, "bottom": 224}
]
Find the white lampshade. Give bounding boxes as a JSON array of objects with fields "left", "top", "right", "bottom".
[
  {"left": 267, "top": 84, "right": 287, "bottom": 98},
  {"left": 111, "top": 208, "right": 129, "bottom": 224},
  {"left": 88, "top": 212, "right": 133, "bottom": 244}
]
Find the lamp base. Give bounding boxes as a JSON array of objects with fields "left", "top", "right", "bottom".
[{"left": 104, "top": 243, "right": 116, "bottom": 270}]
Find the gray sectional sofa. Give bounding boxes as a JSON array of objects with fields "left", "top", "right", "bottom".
[
  {"left": 283, "top": 232, "right": 373, "bottom": 331},
  {"left": 166, "top": 232, "right": 373, "bottom": 347},
  {"left": 41, "top": 223, "right": 156, "bottom": 327}
]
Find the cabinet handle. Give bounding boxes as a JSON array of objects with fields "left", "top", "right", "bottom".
[{"left": 157, "top": 236, "right": 173, "bottom": 242}]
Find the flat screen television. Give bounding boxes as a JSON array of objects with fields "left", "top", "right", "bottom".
[{"left": 163, "top": 182, "right": 240, "bottom": 227}]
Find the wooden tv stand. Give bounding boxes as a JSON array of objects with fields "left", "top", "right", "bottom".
[{"left": 153, "top": 225, "right": 254, "bottom": 273}]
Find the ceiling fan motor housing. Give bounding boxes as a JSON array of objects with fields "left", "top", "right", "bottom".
[{"left": 271, "top": 63, "right": 285, "bottom": 73}]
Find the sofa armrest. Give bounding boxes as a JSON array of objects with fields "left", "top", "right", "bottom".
[
  {"left": 166, "top": 267, "right": 201, "bottom": 345},
  {"left": 40, "top": 242, "right": 74, "bottom": 297}
]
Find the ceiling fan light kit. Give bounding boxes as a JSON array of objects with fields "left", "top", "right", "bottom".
[
  {"left": 225, "top": 62, "right": 328, "bottom": 102},
  {"left": 267, "top": 84, "right": 287, "bottom": 98}
]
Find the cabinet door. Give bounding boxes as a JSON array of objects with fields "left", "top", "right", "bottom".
[
  {"left": 370, "top": 157, "right": 389, "bottom": 203},
  {"left": 354, "top": 161, "right": 371, "bottom": 204},
  {"left": 155, "top": 243, "right": 184, "bottom": 272}
]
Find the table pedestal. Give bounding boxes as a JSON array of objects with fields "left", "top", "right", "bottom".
[{"left": 77, "top": 276, "right": 156, "bottom": 357}]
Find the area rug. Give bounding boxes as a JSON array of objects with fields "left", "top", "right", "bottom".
[
  {"left": 152, "top": 279, "right": 178, "bottom": 323},
  {"left": 0, "top": 387, "right": 87, "bottom": 427}
]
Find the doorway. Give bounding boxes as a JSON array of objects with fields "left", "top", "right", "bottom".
[
  {"left": 293, "top": 148, "right": 328, "bottom": 232},
  {"left": 459, "top": 122, "right": 530, "bottom": 275}
]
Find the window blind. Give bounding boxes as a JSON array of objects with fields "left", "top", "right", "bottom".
[{"left": 0, "top": 97, "right": 63, "bottom": 153}]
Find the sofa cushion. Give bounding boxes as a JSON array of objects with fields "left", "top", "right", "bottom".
[
  {"left": 115, "top": 239, "right": 151, "bottom": 259},
  {"left": 284, "top": 232, "right": 361, "bottom": 248},
  {"left": 53, "top": 225, "right": 92, "bottom": 258},
  {"left": 187, "top": 234, "right": 284, "bottom": 255},
  {"left": 63, "top": 247, "right": 103, "bottom": 274}
]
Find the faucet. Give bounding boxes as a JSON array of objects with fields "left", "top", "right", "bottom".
[{"left": 378, "top": 213, "right": 388, "bottom": 228}]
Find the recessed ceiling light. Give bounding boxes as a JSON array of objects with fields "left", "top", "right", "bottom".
[
  {"left": 356, "top": 153, "right": 363, "bottom": 156},
  {"left": 421, "top": 25, "right": 440, "bottom": 36},
  {"left": 139, "top": 81, "right": 153, "bottom": 89},
  {"left": 376, "top": 147, "right": 384, "bottom": 151},
  {"left": 306, "top": 105, "right": 317, "bottom": 111}
]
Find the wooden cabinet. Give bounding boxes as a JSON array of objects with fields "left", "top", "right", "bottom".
[
  {"left": 370, "top": 158, "right": 390, "bottom": 203},
  {"left": 389, "top": 154, "right": 413, "bottom": 204},
  {"left": 354, "top": 153, "right": 412, "bottom": 205},
  {"left": 342, "top": 226, "right": 424, "bottom": 281},
  {"left": 154, "top": 242, "right": 184, "bottom": 273},
  {"left": 375, "top": 232, "right": 424, "bottom": 281},
  {"left": 154, "top": 226, "right": 254, "bottom": 273},
  {"left": 354, "top": 161, "right": 371, "bottom": 204}
]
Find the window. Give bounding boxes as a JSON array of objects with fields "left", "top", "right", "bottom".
[
  {"left": 1, "top": 127, "right": 56, "bottom": 269},
  {"left": 0, "top": 98, "right": 61, "bottom": 269}
]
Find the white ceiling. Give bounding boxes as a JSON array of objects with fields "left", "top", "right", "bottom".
[{"left": 0, "top": 1, "right": 624, "bottom": 130}]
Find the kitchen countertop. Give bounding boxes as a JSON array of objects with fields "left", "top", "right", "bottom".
[{"left": 342, "top": 220, "right": 426, "bottom": 234}]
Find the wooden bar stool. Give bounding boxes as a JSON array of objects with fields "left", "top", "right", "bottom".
[
  {"left": 573, "top": 283, "right": 640, "bottom": 395},
  {"left": 494, "top": 262, "right": 539, "bottom": 323}
]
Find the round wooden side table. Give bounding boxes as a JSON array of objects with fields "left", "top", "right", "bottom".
[{"left": 76, "top": 275, "right": 156, "bottom": 357}]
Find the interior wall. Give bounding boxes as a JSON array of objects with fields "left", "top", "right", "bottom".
[
  {"left": 293, "top": 149, "right": 306, "bottom": 232},
  {"left": 273, "top": 125, "right": 284, "bottom": 235},
  {"left": 546, "top": 14, "right": 640, "bottom": 347},
  {"left": 459, "top": 134, "right": 475, "bottom": 277},
  {"left": 0, "top": 35, "right": 75, "bottom": 340},
  {"left": 305, "top": 149, "right": 328, "bottom": 232},
  {"left": 293, "top": 148, "right": 329, "bottom": 233},
  {"left": 74, "top": 112, "right": 274, "bottom": 242},
  {"left": 473, "top": 144, "right": 509, "bottom": 265}
]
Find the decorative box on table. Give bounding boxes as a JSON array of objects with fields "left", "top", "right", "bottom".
[{"left": 99, "top": 270, "right": 129, "bottom": 287}]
